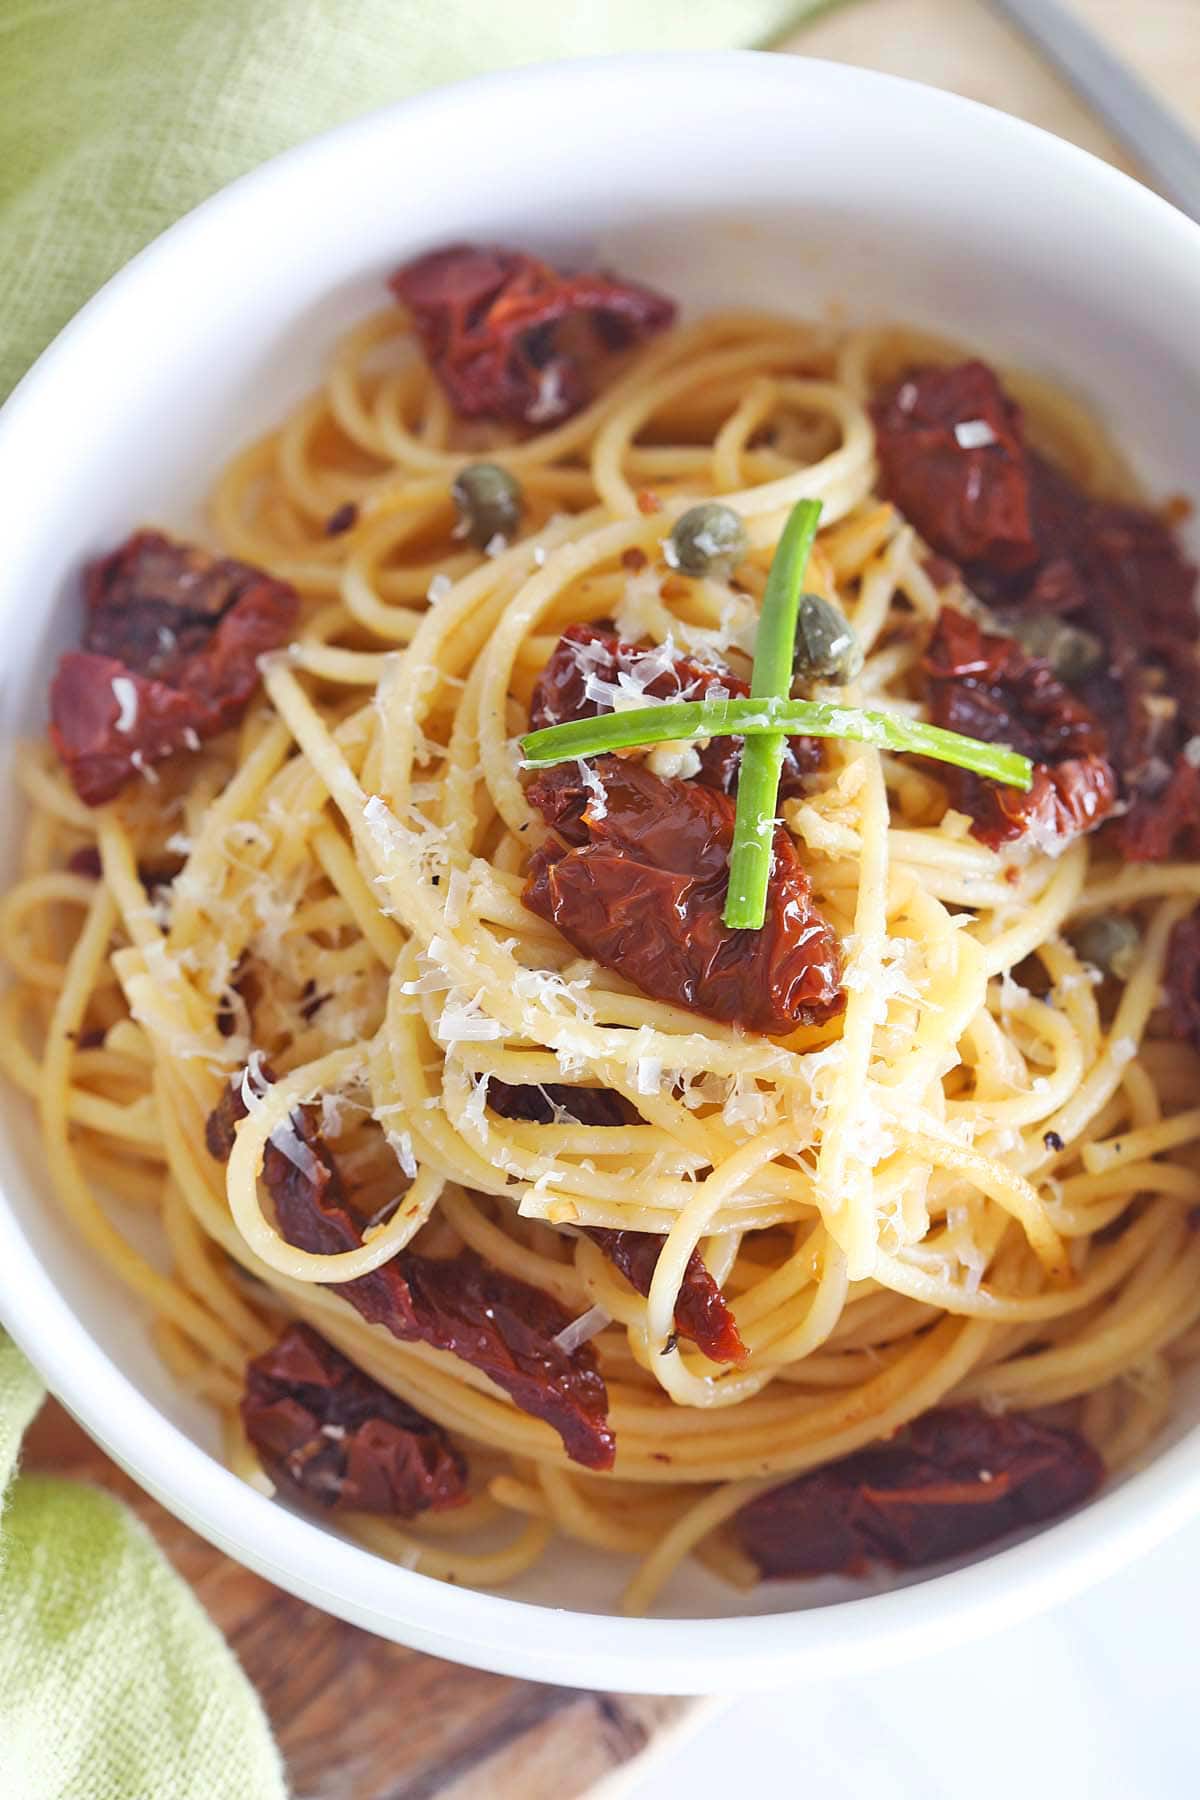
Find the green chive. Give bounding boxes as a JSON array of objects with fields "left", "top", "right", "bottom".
[
  {"left": 723, "top": 499, "right": 824, "bottom": 929},
  {"left": 520, "top": 697, "right": 1033, "bottom": 792}
]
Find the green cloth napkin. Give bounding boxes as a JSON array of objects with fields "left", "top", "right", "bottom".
[
  {"left": 0, "top": 0, "right": 820, "bottom": 400},
  {"left": 0, "top": 3, "right": 832, "bottom": 1794},
  {"left": 0, "top": 1335, "right": 286, "bottom": 1800}
]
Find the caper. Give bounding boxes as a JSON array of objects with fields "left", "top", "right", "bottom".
[
  {"left": 451, "top": 462, "right": 523, "bottom": 549},
  {"left": 666, "top": 503, "right": 748, "bottom": 579},
  {"left": 1005, "top": 612, "right": 1105, "bottom": 683},
  {"left": 1069, "top": 914, "right": 1141, "bottom": 978},
  {"left": 793, "top": 592, "right": 863, "bottom": 687}
]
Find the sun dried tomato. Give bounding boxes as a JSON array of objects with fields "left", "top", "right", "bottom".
[
  {"left": 1121, "top": 756, "right": 1200, "bottom": 863},
  {"left": 735, "top": 1405, "right": 1104, "bottom": 1578},
  {"left": 242, "top": 1322, "right": 467, "bottom": 1517},
  {"left": 872, "top": 362, "right": 1037, "bottom": 573},
  {"left": 49, "top": 531, "right": 297, "bottom": 805},
  {"left": 529, "top": 624, "right": 821, "bottom": 798},
  {"left": 206, "top": 1076, "right": 614, "bottom": 1469},
  {"left": 587, "top": 1228, "right": 746, "bottom": 1366},
  {"left": 486, "top": 1077, "right": 634, "bottom": 1128},
  {"left": 65, "top": 844, "right": 180, "bottom": 888},
  {"left": 1167, "top": 910, "right": 1200, "bottom": 1051},
  {"left": 485, "top": 1078, "right": 744, "bottom": 1365},
  {"left": 874, "top": 362, "right": 1200, "bottom": 858},
  {"left": 204, "top": 1065, "right": 272, "bottom": 1162},
  {"left": 390, "top": 244, "right": 675, "bottom": 428},
  {"left": 1022, "top": 455, "right": 1200, "bottom": 848},
  {"left": 924, "top": 606, "right": 1117, "bottom": 848},
  {"left": 523, "top": 755, "right": 844, "bottom": 1036}
]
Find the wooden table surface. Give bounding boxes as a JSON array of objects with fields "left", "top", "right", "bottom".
[{"left": 20, "top": 3, "right": 1196, "bottom": 1796}]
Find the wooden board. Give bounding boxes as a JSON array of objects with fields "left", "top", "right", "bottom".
[
  {"left": 22, "top": 1400, "right": 682, "bottom": 1800},
  {"left": 18, "top": 3, "right": 1196, "bottom": 1794}
]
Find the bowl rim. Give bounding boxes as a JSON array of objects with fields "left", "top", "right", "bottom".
[{"left": 4, "top": 48, "right": 1200, "bottom": 1693}]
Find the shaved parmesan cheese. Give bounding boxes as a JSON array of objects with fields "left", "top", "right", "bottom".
[
  {"left": 443, "top": 868, "right": 470, "bottom": 927},
  {"left": 998, "top": 971, "right": 1029, "bottom": 1012},
  {"left": 1056, "top": 967, "right": 1104, "bottom": 994},
  {"left": 528, "top": 362, "right": 567, "bottom": 425},
  {"left": 484, "top": 532, "right": 509, "bottom": 558},
  {"left": 426, "top": 573, "right": 453, "bottom": 603},
  {"left": 636, "top": 1056, "right": 662, "bottom": 1096},
  {"left": 552, "top": 1305, "right": 610, "bottom": 1355},
  {"left": 267, "top": 1116, "right": 321, "bottom": 1182},
  {"left": 239, "top": 1050, "right": 271, "bottom": 1113},
  {"left": 183, "top": 726, "right": 202, "bottom": 752},
  {"left": 434, "top": 989, "right": 507, "bottom": 1043},
  {"left": 954, "top": 418, "right": 998, "bottom": 449},
  {"left": 319, "top": 1093, "right": 345, "bottom": 1137},
  {"left": 945, "top": 1203, "right": 988, "bottom": 1293},
  {"left": 722, "top": 1078, "right": 769, "bottom": 1129},
  {"left": 612, "top": 567, "right": 665, "bottom": 642},
  {"left": 461, "top": 1072, "right": 490, "bottom": 1142},
  {"left": 842, "top": 934, "right": 924, "bottom": 1024},
  {"left": 400, "top": 966, "right": 454, "bottom": 996},
  {"left": 363, "top": 794, "right": 407, "bottom": 859},
  {"left": 386, "top": 1128, "right": 418, "bottom": 1178},
  {"left": 578, "top": 759, "right": 608, "bottom": 820},
  {"left": 111, "top": 676, "right": 139, "bottom": 734},
  {"left": 512, "top": 965, "right": 594, "bottom": 1021},
  {"left": 646, "top": 740, "right": 702, "bottom": 781},
  {"left": 129, "top": 750, "right": 159, "bottom": 784}
]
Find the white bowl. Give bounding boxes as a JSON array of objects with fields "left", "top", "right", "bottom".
[{"left": 3, "top": 51, "right": 1200, "bottom": 1694}]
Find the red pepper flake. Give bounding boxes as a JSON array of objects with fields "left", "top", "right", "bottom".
[
  {"left": 635, "top": 490, "right": 663, "bottom": 516},
  {"left": 923, "top": 606, "right": 1117, "bottom": 849},
  {"left": 735, "top": 1405, "right": 1103, "bottom": 1577},
  {"left": 242, "top": 1322, "right": 467, "bottom": 1517},
  {"left": 523, "top": 754, "right": 844, "bottom": 1036},
  {"left": 49, "top": 531, "right": 297, "bottom": 806},
  {"left": 621, "top": 547, "right": 649, "bottom": 572},
  {"left": 390, "top": 244, "right": 674, "bottom": 429},
  {"left": 206, "top": 1073, "right": 614, "bottom": 1470}
]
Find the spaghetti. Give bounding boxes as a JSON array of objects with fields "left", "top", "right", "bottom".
[{"left": 6, "top": 246, "right": 1200, "bottom": 1615}]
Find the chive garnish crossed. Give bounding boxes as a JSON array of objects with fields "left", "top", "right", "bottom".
[
  {"left": 724, "top": 498, "right": 824, "bottom": 928},
  {"left": 519, "top": 500, "right": 1034, "bottom": 931}
]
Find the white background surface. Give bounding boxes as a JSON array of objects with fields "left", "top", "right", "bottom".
[{"left": 617, "top": 1518, "right": 1200, "bottom": 1797}]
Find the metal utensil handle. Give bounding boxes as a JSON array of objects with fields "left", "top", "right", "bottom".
[{"left": 989, "top": 0, "right": 1200, "bottom": 221}]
